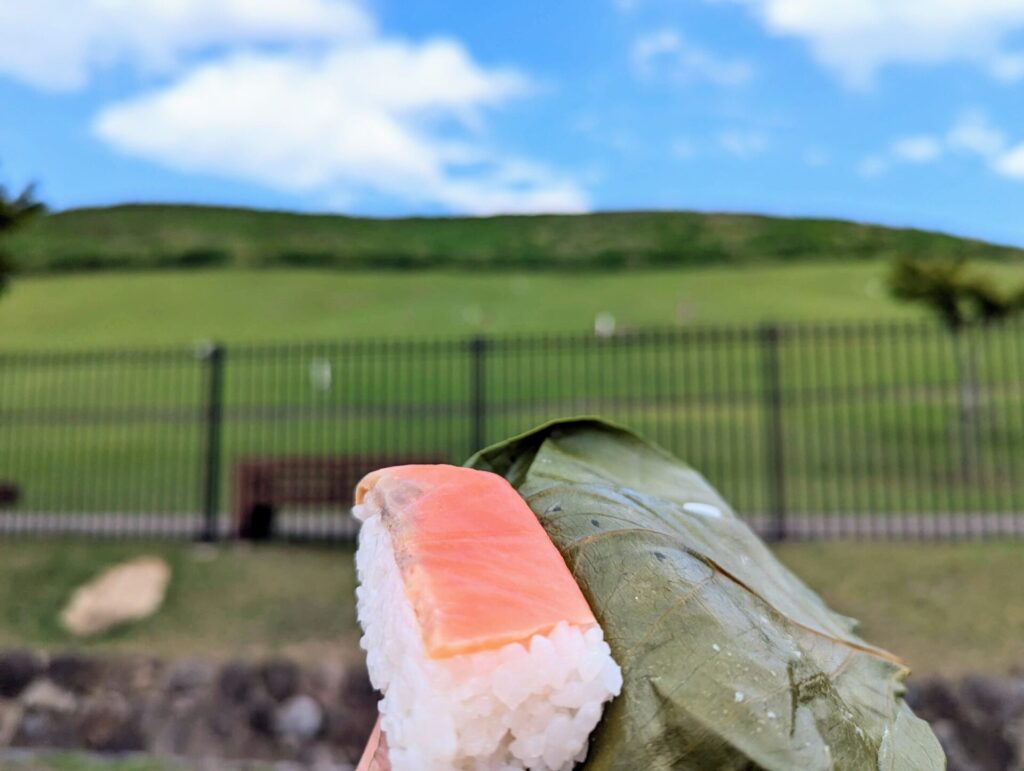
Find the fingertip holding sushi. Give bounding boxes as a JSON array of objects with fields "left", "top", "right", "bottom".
[{"left": 354, "top": 465, "right": 622, "bottom": 771}]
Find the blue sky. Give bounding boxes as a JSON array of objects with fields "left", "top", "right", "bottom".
[{"left": 2, "top": 0, "right": 1024, "bottom": 245}]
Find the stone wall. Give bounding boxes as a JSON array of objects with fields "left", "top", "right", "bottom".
[
  {"left": 0, "top": 650, "right": 377, "bottom": 769},
  {"left": 3, "top": 648, "right": 1023, "bottom": 770},
  {"left": 906, "top": 675, "right": 1024, "bottom": 771}
]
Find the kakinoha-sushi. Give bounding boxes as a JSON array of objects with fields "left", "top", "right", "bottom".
[{"left": 353, "top": 464, "right": 622, "bottom": 771}]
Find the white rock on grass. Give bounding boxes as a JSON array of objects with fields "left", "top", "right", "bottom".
[{"left": 60, "top": 556, "right": 171, "bottom": 637}]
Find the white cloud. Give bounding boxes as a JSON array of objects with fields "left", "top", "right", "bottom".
[
  {"left": 948, "top": 111, "right": 1024, "bottom": 179},
  {"left": 947, "top": 110, "right": 1006, "bottom": 158},
  {"left": 717, "top": 130, "right": 767, "bottom": 157},
  {"left": 2, "top": 0, "right": 587, "bottom": 213},
  {"left": 722, "top": 0, "right": 1024, "bottom": 87},
  {"left": 632, "top": 29, "right": 753, "bottom": 87},
  {"left": 858, "top": 133, "right": 946, "bottom": 177},
  {"left": 802, "top": 146, "right": 830, "bottom": 167},
  {"left": 670, "top": 138, "right": 697, "bottom": 160},
  {"left": 857, "top": 155, "right": 888, "bottom": 178},
  {"left": 941, "top": 110, "right": 1024, "bottom": 179},
  {"left": 0, "top": 0, "right": 372, "bottom": 91},
  {"left": 989, "top": 51, "right": 1024, "bottom": 82},
  {"left": 993, "top": 144, "right": 1024, "bottom": 178},
  {"left": 859, "top": 110, "right": 1024, "bottom": 183},
  {"left": 94, "top": 42, "right": 587, "bottom": 215},
  {"left": 890, "top": 135, "right": 943, "bottom": 164}
]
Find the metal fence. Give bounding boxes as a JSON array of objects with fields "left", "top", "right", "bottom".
[{"left": 1, "top": 319, "right": 1022, "bottom": 541}]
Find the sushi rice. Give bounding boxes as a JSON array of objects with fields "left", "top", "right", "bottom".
[{"left": 354, "top": 499, "right": 622, "bottom": 770}]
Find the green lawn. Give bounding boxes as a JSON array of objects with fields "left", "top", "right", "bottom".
[
  {"left": 776, "top": 541, "right": 1024, "bottom": 676},
  {"left": 2, "top": 258, "right": 1022, "bottom": 351},
  {"left": 0, "top": 261, "right": 943, "bottom": 349},
  {"left": 0, "top": 541, "right": 361, "bottom": 664},
  {"left": 0, "top": 540, "right": 1018, "bottom": 678}
]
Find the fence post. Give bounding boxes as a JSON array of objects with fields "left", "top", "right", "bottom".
[
  {"left": 199, "top": 342, "right": 225, "bottom": 542},
  {"left": 760, "top": 323, "right": 787, "bottom": 541},
  {"left": 469, "top": 336, "right": 487, "bottom": 453}
]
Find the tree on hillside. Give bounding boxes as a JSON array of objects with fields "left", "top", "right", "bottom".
[
  {"left": 0, "top": 176, "right": 45, "bottom": 296},
  {"left": 889, "top": 256, "right": 1024, "bottom": 328},
  {"left": 889, "top": 255, "right": 1024, "bottom": 479}
]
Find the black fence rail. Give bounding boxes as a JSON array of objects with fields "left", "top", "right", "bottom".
[{"left": 0, "top": 319, "right": 1022, "bottom": 541}]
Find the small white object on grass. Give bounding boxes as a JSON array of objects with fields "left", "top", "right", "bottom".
[
  {"left": 309, "top": 357, "right": 333, "bottom": 391},
  {"left": 594, "top": 312, "right": 617, "bottom": 337}
]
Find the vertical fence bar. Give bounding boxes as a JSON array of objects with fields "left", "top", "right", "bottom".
[
  {"left": 469, "top": 336, "right": 487, "bottom": 454},
  {"left": 1013, "top": 320, "right": 1024, "bottom": 536},
  {"left": 199, "top": 343, "right": 225, "bottom": 541},
  {"left": 889, "top": 322, "right": 913, "bottom": 538},
  {"left": 867, "top": 321, "right": 888, "bottom": 537},
  {"left": 788, "top": 325, "right": 808, "bottom": 533},
  {"left": 760, "top": 323, "right": 787, "bottom": 541}
]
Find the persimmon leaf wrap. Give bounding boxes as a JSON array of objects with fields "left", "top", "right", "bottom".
[{"left": 468, "top": 418, "right": 944, "bottom": 771}]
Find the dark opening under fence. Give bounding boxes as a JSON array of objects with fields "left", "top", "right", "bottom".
[{"left": 0, "top": 319, "right": 1022, "bottom": 541}]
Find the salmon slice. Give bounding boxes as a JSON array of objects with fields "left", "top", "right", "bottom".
[{"left": 355, "top": 464, "right": 596, "bottom": 659}]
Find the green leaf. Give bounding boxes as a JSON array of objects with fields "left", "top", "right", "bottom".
[{"left": 468, "top": 418, "right": 944, "bottom": 771}]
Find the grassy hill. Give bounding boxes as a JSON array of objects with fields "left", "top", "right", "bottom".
[
  {"left": 6, "top": 204, "right": 1022, "bottom": 274},
  {"left": 3, "top": 203, "right": 1023, "bottom": 348},
  {"left": 1, "top": 260, "right": 1019, "bottom": 349}
]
